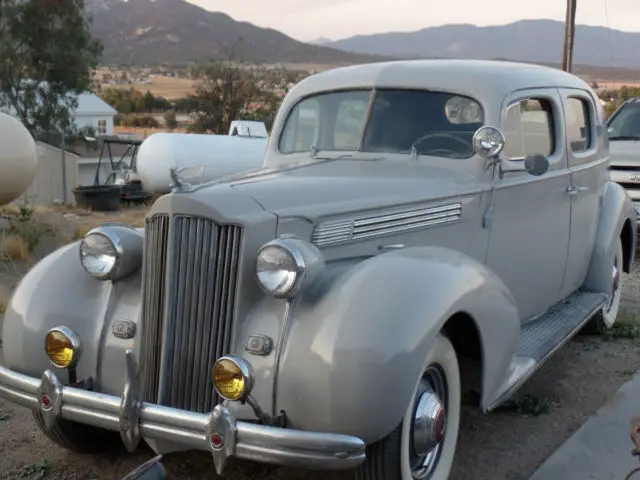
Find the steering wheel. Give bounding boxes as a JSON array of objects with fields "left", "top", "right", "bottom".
[{"left": 410, "top": 132, "right": 473, "bottom": 157}]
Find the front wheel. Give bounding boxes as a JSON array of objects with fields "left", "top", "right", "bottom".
[
  {"left": 356, "top": 334, "right": 461, "bottom": 480},
  {"left": 32, "top": 411, "right": 122, "bottom": 453}
]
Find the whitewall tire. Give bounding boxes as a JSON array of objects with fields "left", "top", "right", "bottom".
[
  {"left": 587, "top": 238, "right": 624, "bottom": 332},
  {"left": 356, "top": 333, "right": 460, "bottom": 480}
]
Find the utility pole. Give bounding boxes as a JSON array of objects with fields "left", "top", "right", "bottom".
[{"left": 562, "top": 0, "right": 578, "bottom": 72}]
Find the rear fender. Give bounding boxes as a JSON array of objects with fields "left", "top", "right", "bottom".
[
  {"left": 3, "top": 241, "right": 142, "bottom": 394},
  {"left": 584, "top": 181, "right": 636, "bottom": 293},
  {"left": 275, "top": 246, "right": 520, "bottom": 444}
]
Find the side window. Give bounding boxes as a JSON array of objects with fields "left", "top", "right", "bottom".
[
  {"left": 565, "top": 97, "right": 592, "bottom": 153},
  {"left": 503, "top": 98, "right": 555, "bottom": 160},
  {"left": 279, "top": 90, "right": 370, "bottom": 154},
  {"left": 97, "top": 119, "right": 107, "bottom": 135},
  {"left": 333, "top": 99, "right": 369, "bottom": 149},
  {"left": 280, "top": 99, "right": 320, "bottom": 153}
]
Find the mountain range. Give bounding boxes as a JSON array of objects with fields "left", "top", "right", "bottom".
[
  {"left": 318, "top": 19, "right": 640, "bottom": 69},
  {"left": 85, "top": 0, "right": 384, "bottom": 65},
  {"left": 85, "top": 0, "right": 640, "bottom": 71}
]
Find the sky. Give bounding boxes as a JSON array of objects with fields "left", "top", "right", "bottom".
[{"left": 187, "top": 0, "right": 640, "bottom": 42}]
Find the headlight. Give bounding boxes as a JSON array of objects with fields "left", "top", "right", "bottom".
[
  {"left": 255, "top": 237, "right": 324, "bottom": 298},
  {"left": 79, "top": 224, "right": 143, "bottom": 280},
  {"left": 45, "top": 326, "right": 81, "bottom": 369},
  {"left": 213, "top": 356, "right": 254, "bottom": 402}
]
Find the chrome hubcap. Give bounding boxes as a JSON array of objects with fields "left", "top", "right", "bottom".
[
  {"left": 413, "top": 392, "right": 446, "bottom": 454},
  {"left": 410, "top": 366, "right": 448, "bottom": 479},
  {"left": 608, "top": 260, "right": 620, "bottom": 311}
]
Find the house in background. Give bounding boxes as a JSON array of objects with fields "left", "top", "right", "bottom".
[
  {"left": 0, "top": 90, "right": 117, "bottom": 136},
  {"left": 74, "top": 92, "right": 117, "bottom": 135}
]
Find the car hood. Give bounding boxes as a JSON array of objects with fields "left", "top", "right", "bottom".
[
  {"left": 609, "top": 140, "right": 640, "bottom": 168},
  {"left": 226, "top": 158, "right": 482, "bottom": 221}
]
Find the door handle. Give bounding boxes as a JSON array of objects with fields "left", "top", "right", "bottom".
[{"left": 567, "top": 184, "right": 588, "bottom": 195}]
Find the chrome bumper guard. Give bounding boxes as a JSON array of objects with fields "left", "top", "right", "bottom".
[{"left": 0, "top": 350, "right": 366, "bottom": 474}]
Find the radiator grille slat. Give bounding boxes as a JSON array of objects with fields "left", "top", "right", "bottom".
[
  {"left": 140, "top": 214, "right": 169, "bottom": 404},
  {"left": 139, "top": 214, "right": 243, "bottom": 413}
]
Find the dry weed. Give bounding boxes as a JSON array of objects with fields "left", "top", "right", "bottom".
[
  {"left": 0, "top": 232, "right": 30, "bottom": 262},
  {"left": 0, "top": 204, "right": 20, "bottom": 216},
  {"left": 70, "top": 207, "right": 149, "bottom": 242}
]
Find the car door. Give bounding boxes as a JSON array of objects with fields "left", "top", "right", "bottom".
[
  {"left": 557, "top": 88, "right": 610, "bottom": 297},
  {"left": 484, "top": 88, "right": 572, "bottom": 321}
]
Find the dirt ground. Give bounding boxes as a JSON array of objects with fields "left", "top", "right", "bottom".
[{"left": 1, "top": 206, "right": 640, "bottom": 480}]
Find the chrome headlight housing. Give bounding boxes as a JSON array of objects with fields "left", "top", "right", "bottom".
[
  {"left": 255, "top": 237, "right": 324, "bottom": 298},
  {"left": 79, "top": 223, "right": 143, "bottom": 281}
]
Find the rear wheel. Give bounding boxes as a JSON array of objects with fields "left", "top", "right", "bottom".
[
  {"left": 585, "top": 238, "right": 624, "bottom": 333},
  {"left": 32, "top": 411, "right": 122, "bottom": 453},
  {"left": 355, "top": 334, "right": 460, "bottom": 480}
]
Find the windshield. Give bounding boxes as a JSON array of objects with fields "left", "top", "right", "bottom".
[
  {"left": 607, "top": 102, "right": 640, "bottom": 140},
  {"left": 278, "top": 89, "right": 484, "bottom": 159}
]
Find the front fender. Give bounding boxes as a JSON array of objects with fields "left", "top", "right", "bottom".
[
  {"left": 275, "top": 246, "right": 520, "bottom": 444},
  {"left": 3, "top": 240, "right": 142, "bottom": 395},
  {"left": 584, "top": 181, "right": 636, "bottom": 293}
]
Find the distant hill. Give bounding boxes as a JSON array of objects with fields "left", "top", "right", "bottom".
[
  {"left": 85, "top": 0, "right": 386, "bottom": 66},
  {"left": 317, "top": 19, "right": 640, "bottom": 69}
]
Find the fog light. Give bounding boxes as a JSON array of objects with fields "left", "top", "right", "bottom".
[
  {"left": 45, "top": 326, "right": 82, "bottom": 369},
  {"left": 213, "top": 356, "right": 254, "bottom": 402}
]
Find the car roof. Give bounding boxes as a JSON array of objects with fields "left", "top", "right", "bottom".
[{"left": 286, "top": 59, "right": 592, "bottom": 103}]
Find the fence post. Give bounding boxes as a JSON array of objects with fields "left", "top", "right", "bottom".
[{"left": 61, "top": 134, "right": 67, "bottom": 204}]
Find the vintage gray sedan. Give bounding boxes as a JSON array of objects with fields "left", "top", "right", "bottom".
[{"left": 0, "top": 59, "right": 636, "bottom": 480}]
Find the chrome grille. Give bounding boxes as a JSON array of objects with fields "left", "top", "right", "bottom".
[{"left": 139, "top": 214, "right": 243, "bottom": 413}]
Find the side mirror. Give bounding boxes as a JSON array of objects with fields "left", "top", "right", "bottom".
[
  {"left": 500, "top": 153, "right": 550, "bottom": 179},
  {"left": 472, "top": 126, "right": 549, "bottom": 178},
  {"left": 523, "top": 154, "right": 550, "bottom": 176}
]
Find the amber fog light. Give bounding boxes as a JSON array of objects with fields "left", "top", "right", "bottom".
[
  {"left": 45, "top": 326, "right": 82, "bottom": 369},
  {"left": 213, "top": 356, "right": 254, "bottom": 402}
]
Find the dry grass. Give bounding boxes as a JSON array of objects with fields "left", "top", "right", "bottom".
[
  {"left": 0, "top": 232, "right": 30, "bottom": 262},
  {"left": 597, "top": 81, "right": 640, "bottom": 90},
  {"left": 128, "top": 76, "right": 197, "bottom": 99},
  {"left": 113, "top": 126, "right": 191, "bottom": 137},
  {"left": 71, "top": 207, "right": 149, "bottom": 242}
]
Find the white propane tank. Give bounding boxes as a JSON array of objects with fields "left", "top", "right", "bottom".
[
  {"left": 136, "top": 133, "right": 268, "bottom": 194},
  {"left": 0, "top": 112, "right": 37, "bottom": 205}
]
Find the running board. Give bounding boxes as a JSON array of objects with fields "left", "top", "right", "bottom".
[{"left": 487, "top": 291, "right": 608, "bottom": 411}]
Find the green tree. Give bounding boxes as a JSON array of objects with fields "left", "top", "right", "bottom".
[
  {"left": 189, "top": 60, "right": 273, "bottom": 134},
  {"left": 0, "top": 0, "right": 102, "bottom": 140}
]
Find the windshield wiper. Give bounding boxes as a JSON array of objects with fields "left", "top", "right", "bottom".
[{"left": 609, "top": 135, "right": 640, "bottom": 141}]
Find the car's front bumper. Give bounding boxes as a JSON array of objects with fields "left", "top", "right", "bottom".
[{"left": 0, "top": 350, "right": 366, "bottom": 474}]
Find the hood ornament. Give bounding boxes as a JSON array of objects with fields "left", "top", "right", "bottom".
[{"left": 169, "top": 165, "right": 204, "bottom": 193}]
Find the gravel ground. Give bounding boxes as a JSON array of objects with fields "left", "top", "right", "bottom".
[{"left": 1, "top": 220, "right": 639, "bottom": 480}]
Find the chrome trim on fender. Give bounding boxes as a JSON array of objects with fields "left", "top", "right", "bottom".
[
  {"left": 0, "top": 353, "right": 366, "bottom": 475},
  {"left": 312, "top": 203, "right": 463, "bottom": 247}
]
